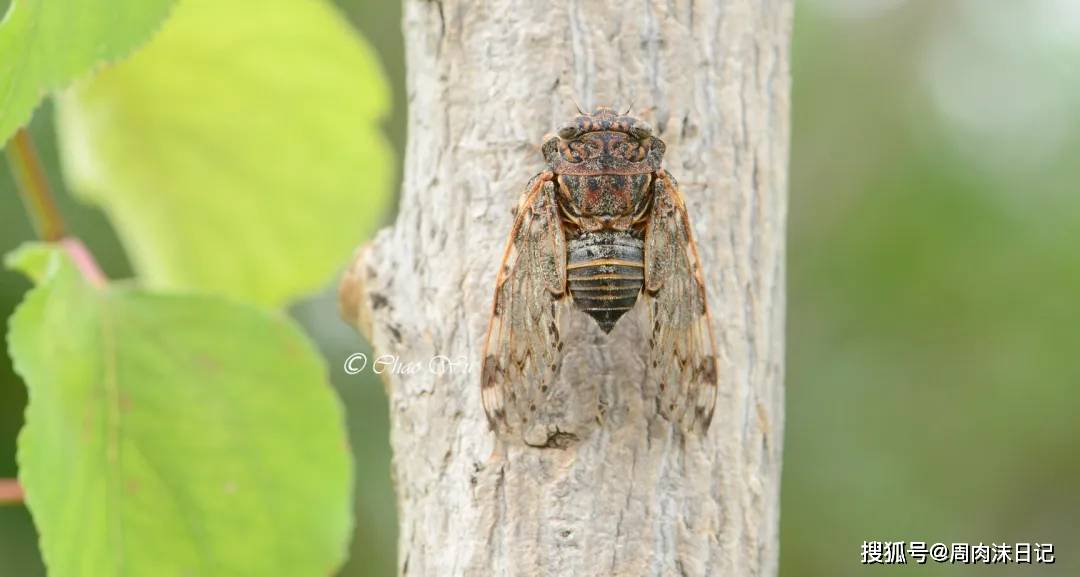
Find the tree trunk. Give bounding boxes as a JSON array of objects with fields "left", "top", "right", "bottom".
[{"left": 339, "top": 1, "right": 792, "bottom": 575}]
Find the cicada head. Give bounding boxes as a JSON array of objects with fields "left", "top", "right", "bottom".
[{"left": 542, "top": 107, "right": 665, "bottom": 176}]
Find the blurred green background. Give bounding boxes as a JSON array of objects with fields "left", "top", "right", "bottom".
[{"left": 1, "top": 0, "right": 1077, "bottom": 576}]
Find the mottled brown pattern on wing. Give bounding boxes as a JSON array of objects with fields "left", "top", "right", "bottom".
[
  {"left": 642, "top": 171, "right": 718, "bottom": 432},
  {"left": 481, "top": 173, "right": 568, "bottom": 429}
]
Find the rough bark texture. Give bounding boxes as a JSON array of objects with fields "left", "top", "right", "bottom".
[{"left": 340, "top": 1, "right": 792, "bottom": 575}]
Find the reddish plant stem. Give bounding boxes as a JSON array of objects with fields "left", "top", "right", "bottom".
[
  {"left": 6, "top": 128, "right": 108, "bottom": 286},
  {"left": 6, "top": 128, "right": 67, "bottom": 242},
  {"left": 61, "top": 237, "right": 108, "bottom": 288},
  {"left": 0, "top": 479, "right": 24, "bottom": 505}
]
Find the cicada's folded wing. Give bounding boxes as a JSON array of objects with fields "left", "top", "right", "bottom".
[
  {"left": 481, "top": 173, "right": 568, "bottom": 430},
  {"left": 642, "top": 171, "right": 718, "bottom": 433}
]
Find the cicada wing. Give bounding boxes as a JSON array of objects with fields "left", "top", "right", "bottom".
[
  {"left": 642, "top": 171, "right": 718, "bottom": 433},
  {"left": 481, "top": 174, "right": 568, "bottom": 430}
]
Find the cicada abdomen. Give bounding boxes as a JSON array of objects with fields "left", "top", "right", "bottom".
[{"left": 566, "top": 231, "right": 644, "bottom": 333}]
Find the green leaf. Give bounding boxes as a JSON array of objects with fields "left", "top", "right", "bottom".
[
  {"left": 7, "top": 243, "right": 353, "bottom": 576},
  {"left": 4, "top": 241, "right": 56, "bottom": 283},
  {"left": 55, "top": 0, "right": 394, "bottom": 308},
  {"left": 0, "top": 0, "right": 174, "bottom": 146}
]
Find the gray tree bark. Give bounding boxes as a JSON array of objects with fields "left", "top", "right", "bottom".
[{"left": 339, "top": 1, "right": 792, "bottom": 575}]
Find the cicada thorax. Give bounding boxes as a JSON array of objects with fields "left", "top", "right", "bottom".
[{"left": 566, "top": 230, "right": 645, "bottom": 333}]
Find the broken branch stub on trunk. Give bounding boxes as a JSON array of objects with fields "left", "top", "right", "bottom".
[{"left": 339, "top": 1, "right": 792, "bottom": 575}]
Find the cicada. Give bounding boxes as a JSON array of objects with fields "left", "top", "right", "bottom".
[{"left": 481, "top": 107, "right": 718, "bottom": 433}]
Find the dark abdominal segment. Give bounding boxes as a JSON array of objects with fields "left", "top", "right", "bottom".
[{"left": 566, "top": 231, "right": 644, "bottom": 333}]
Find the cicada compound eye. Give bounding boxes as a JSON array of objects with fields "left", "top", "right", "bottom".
[
  {"left": 558, "top": 124, "right": 583, "bottom": 140},
  {"left": 630, "top": 121, "right": 654, "bottom": 140}
]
